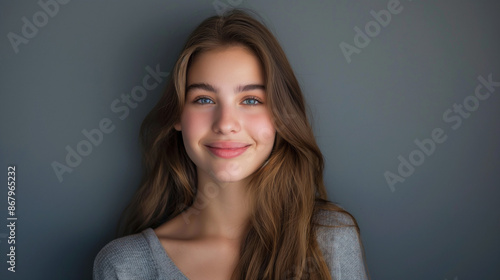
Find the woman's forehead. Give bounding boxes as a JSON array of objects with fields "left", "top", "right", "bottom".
[{"left": 186, "top": 45, "right": 264, "bottom": 86}]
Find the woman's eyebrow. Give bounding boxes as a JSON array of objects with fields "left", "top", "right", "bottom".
[
  {"left": 186, "top": 83, "right": 265, "bottom": 94},
  {"left": 235, "top": 84, "right": 265, "bottom": 93},
  {"left": 186, "top": 83, "right": 217, "bottom": 93}
]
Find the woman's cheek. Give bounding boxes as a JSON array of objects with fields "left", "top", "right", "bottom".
[
  {"left": 186, "top": 108, "right": 209, "bottom": 127},
  {"left": 249, "top": 114, "right": 275, "bottom": 146},
  {"left": 182, "top": 110, "right": 210, "bottom": 142}
]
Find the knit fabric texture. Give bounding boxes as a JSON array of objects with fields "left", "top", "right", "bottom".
[{"left": 93, "top": 210, "right": 368, "bottom": 279}]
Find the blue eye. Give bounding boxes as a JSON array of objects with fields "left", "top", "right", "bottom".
[
  {"left": 193, "top": 96, "right": 262, "bottom": 105},
  {"left": 195, "top": 97, "right": 214, "bottom": 104},
  {"left": 242, "top": 97, "right": 262, "bottom": 106}
]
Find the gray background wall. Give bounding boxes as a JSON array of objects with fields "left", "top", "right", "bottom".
[{"left": 1, "top": 0, "right": 499, "bottom": 279}]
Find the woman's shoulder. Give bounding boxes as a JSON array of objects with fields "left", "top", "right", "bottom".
[
  {"left": 93, "top": 228, "right": 157, "bottom": 280},
  {"left": 314, "top": 208, "right": 360, "bottom": 246},
  {"left": 314, "top": 208, "right": 358, "bottom": 227},
  {"left": 96, "top": 229, "right": 153, "bottom": 257},
  {"left": 314, "top": 208, "right": 369, "bottom": 280}
]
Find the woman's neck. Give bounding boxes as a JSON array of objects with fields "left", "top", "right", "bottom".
[{"left": 183, "top": 170, "right": 252, "bottom": 242}]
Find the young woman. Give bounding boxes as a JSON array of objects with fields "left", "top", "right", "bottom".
[{"left": 94, "top": 9, "right": 369, "bottom": 280}]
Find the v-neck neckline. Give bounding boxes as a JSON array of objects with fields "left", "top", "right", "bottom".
[{"left": 143, "top": 227, "right": 190, "bottom": 280}]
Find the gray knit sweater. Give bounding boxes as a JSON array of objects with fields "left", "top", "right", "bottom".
[{"left": 93, "top": 210, "right": 368, "bottom": 279}]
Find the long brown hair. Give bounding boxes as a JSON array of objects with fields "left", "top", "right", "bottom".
[{"left": 118, "top": 9, "right": 364, "bottom": 279}]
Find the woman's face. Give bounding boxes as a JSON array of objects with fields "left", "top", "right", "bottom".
[{"left": 175, "top": 45, "right": 275, "bottom": 183}]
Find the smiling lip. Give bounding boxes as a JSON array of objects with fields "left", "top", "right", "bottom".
[{"left": 205, "top": 142, "right": 251, "bottom": 159}]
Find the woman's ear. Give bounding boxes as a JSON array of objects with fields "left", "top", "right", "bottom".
[{"left": 174, "top": 122, "right": 181, "bottom": 131}]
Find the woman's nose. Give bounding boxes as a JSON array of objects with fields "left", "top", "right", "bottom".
[{"left": 212, "top": 103, "right": 241, "bottom": 134}]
